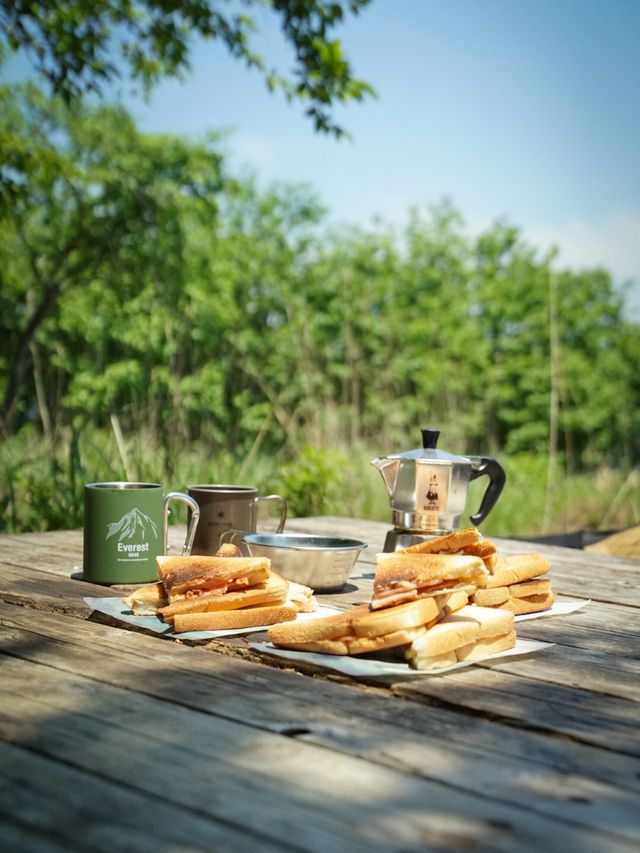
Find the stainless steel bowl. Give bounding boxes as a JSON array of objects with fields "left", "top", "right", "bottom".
[{"left": 242, "top": 533, "right": 367, "bottom": 592}]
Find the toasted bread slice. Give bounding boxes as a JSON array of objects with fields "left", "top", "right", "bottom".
[
  {"left": 348, "top": 625, "right": 427, "bottom": 655},
  {"left": 455, "top": 630, "right": 517, "bottom": 661},
  {"left": 281, "top": 638, "right": 351, "bottom": 655},
  {"left": 452, "top": 604, "right": 515, "bottom": 639},
  {"left": 156, "top": 555, "right": 271, "bottom": 599},
  {"left": 485, "top": 554, "right": 550, "bottom": 589},
  {"left": 509, "top": 578, "right": 552, "bottom": 599},
  {"left": 268, "top": 605, "right": 370, "bottom": 646},
  {"left": 395, "top": 527, "right": 483, "bottom": 555},
  {"left": 351, "top": 597, "right": 440, "bottom": 638},
  {"left": 159, "top": 571, "right": 289, "bottom": 620},
  {"left": 472, "top": 586, "right": 510, "bottom": 607},
  {"left": 372, "top": 553, "right": 488, "bottom": 610},
  {"left": 123, "top": 582, "right": 167, "bottom": 614},
  {"left": 503, "top": 592, "right": 556, "bottom": 615},
  {"left": 408, "top": 614, "right": 480, "bottom": 658},
  {"left": 406, "top": 648, "right": 458, "bottom": 671},
  {"left": 172, "top": 603, "right": 297, "bottom": 633}
]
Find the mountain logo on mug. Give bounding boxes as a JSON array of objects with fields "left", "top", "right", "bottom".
[{"left": 105, "top": 508, "right": 159, "bottom": 543}]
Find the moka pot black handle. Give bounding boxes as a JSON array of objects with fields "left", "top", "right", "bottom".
[{"left": 467, "top": 456, "right": 506, "bottom": 525}]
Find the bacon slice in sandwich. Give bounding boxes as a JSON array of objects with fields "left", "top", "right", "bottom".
[
  {"left": 371, "top": 553, "right": 488, "bottom": 610},
  {"left": 156, "top": 555, "right": 271, "bottom": 601},
  {"left": 158, "top": 571, "right": 289, "bottom": 621}
]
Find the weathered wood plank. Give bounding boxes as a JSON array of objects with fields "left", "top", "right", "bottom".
[
  {"left": 2, "top": 650, "right": 638, "bottom": 850},
  {"left": 394, "top": 663, "right": 639, "bottom": 756},
  {"left": 0, "top": 741, "right": 282, "bottom": 852},
  {"left": 493, "top": 631, "right": 640, "bottom": 700},
  {"left": 0, "top": 563, "right": 119, "bottom": 616},
  {"left": 513, "top": 600, "right": 640, "bottom": 658},
  {"left": 0, "top": 815, "right": 72, "bottom": 853},
  {"left": 2, "top": 603, "right": 640, "bottom": 830}
]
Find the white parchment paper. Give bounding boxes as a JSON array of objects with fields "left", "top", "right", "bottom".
[
  {"left": 514, "top": 598, "right": 590, "bottom": 622},
  {"left": 84, "top": 596, "right": 341, "bottom": 640},
  {"left": 250, "top": 637, "right": 554, "bottom": 678}
]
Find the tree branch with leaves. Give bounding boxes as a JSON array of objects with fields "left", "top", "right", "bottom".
[{"left": 0, "top": 0, "right": 375, "bottom": 137}]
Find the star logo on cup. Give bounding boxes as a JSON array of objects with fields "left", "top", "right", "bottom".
[{"left": 217, "top": 510, "right": 225, "bottom": 519}]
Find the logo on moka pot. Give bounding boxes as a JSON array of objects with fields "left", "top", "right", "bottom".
[{"left": 106, "top": 508, "right": 159, "bottom": 560}]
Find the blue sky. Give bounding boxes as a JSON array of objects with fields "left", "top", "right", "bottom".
[{"left": 4, "top": 0, "right": 640, "bottom": 314}]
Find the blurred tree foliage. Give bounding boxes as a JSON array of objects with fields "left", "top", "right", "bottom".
[
  {"left": 0, "top": 0, "right": 374, "bottom": 137},
  {"left": 1, "top": 85, "right": 639, "bottom": 529}
]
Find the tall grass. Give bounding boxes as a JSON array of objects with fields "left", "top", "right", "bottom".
[{"left": 1, "top": 426, "right": 638, "bottom": 536}]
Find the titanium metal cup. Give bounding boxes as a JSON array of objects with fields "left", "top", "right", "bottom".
[
  {"left": 187, "top": 484, "right": 287, "bottom": 556},
  {"left": 83, "top": 482, "right": 199, "bottom": 584}
]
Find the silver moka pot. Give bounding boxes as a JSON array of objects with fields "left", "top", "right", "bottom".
[{"left": 372, "top": 428, "right": 506, "bottom": 551}]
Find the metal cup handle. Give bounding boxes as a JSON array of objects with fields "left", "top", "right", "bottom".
[
  {"left": 163, "top": 492, "right": 200, "bottom": 556},
  {"left": 219, "top": 528, "right": 251, "bottom": 555},
  {"left": 256, "top": 494, "right": 287, "bottom": 533}
]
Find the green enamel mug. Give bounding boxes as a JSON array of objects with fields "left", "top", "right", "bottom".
[{"left": 82, "top": 482, "right": 200, "bottom": 584}]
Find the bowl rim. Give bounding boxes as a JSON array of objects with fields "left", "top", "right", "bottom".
[{"left": 242, "top": 533, "right": 367, "bottom": 551}]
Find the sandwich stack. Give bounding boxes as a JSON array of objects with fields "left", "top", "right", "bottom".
[
  {"left": 472, "top": 553, "right": 555, "bottom": 615},
  {"left": 395, "top": 527, "right": 555, "bottom": 616},
  {"left": 373, "top": 532, "right": 520, "bottom": 667},
  {"left": 269, "top": 548, "right": 490, "bottom": 661},
  {"left": 405, "top": 605, "right": 515, "bottom": 670},
  {"left": 123, "top": 549, "right": 316, "bottom": 633},
  {"left": 268, "top": 590, "right": 470, "bottom": 656},
  {"left": 268, "top": 528, "right": 536, "bottom": 669}
]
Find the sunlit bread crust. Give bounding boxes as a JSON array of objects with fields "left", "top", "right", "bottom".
[
  {"left": 268, "top": 590, "right": 470, "bottom": 654},
  {"left": 461, "top": 541, "right": 498, "bottom": 570},
  {"left": 433, "top": 589, "right": 471, "bottom": 615},
  {"left": 396, "top": 528, "right": 499, "bottom": 571},
  {"left": 407, "top": 649, "right": 458, "bottom": 671},
  {"left": 268, "top": 605, "right": 370, "bottom": 646},
  {"left": 406, "top": 603, "right": 515, "bottom": 667},
  {"left": 123, "top": 582, "right": 167, "bottom": 614},
  {"left": 395, "top": 527, "right": 483, "bottom": 555},
  {"left": 502, "top": 592, "right": 556, "bottom": 615},
  {"left": 373, "top": 554, "right": 488, "bottom": 600},
  {"left": 348, "top": 625, "right": 427, "bottom": 655},
  {"left": 509, "top": 578, "right": 552, "bottom": 598},
  {"left": 453, "top": 604, "right": 515, "bottom": 639},
  {"left": 352, "top": 597, "right": 440, "bottom": 637},
  {"left": 156, "top": 555, "right": 271, "bottom": 598},
  {"left": 408, "top": 616, "right": 480, "bottom": 658},
  {"left": 159, "top": 572, "right": 289, "bottom": 620},
  {"left": 472, "top": 586, "right": 510, "bottom": 607},
  {"left": 172, "top": 603, "right": 297, "bottom": 633},
  {"left": 456, "top": 630, "right": 517, "bottom": 661},
  {"left": 485, "top": 554, "right": 550, "bottom": 589},
  {"left": 285, "top": 580, "right": 317, "bottom": 613},
  {"left": 282, "top": 638, "right": 351, "bottom": 655}
]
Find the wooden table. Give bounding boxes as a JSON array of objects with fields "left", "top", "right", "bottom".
[{"left": 1, "top": 516, "right": 639, "bottom": 852}]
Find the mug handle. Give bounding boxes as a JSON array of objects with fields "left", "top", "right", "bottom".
[
  {"left": 219, "top": 528, "right": 251, "bottom": 555},
  {"left": 163, "top": 492, "right": 201, "bottom": 556},
  {"left": 256, "top": 494, "right": 288, "bottom": 533}
]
